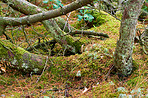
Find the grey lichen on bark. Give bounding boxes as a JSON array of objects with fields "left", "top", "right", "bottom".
[
  {"left": 114, "top": 0, "right": 144, "bottom": 77},
  {"left": 0, "top": 39, "right": 46, "bottom": 73}
]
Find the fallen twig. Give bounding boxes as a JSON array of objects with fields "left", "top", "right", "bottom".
[
  {"left": 70, "top": 30, "right": 109, "bottom": 38},
  {"left": 36, "top": 56, "right": 48, "bottom": 83}
]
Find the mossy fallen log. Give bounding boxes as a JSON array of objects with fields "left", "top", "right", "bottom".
[{"left": 0, "top": 39, "right": 46, "bottom": 74}]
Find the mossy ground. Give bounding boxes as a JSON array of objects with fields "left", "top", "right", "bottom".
[{"left": 0, "top": 10, "right": 147, "bottom": 98}]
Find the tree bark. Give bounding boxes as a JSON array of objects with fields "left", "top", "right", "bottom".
[
  {"left": 0, "top": 39, "right": 46, "bottom": 74},
  {"left": 114, "top": 0, "right": 144, "bottom": 77}
]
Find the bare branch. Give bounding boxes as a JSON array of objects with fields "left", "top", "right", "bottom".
[
  {"left": 70, "top": 30, "right": 109, "bottom": 38},
  {"left": 1, "top": 0, "right": 94, "bottom": 26}
]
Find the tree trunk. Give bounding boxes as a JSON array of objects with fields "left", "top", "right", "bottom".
[
  {"left": 114, "top": 0, "right": 144, "bottom": 77},
  {"left": 0, "top": 39, "right": 46, "bottom": 74}
]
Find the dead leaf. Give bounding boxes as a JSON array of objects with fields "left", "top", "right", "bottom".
[{"left": 1, "top": 67, "right": 6, "bottom": 72}]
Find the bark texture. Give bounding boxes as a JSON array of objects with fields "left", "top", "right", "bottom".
[
  {"left": 0, "top": 39, "right": 46, "bottom": 74},
  {"left": 114, "top": 0, "right": 144, "bottom": 77}
]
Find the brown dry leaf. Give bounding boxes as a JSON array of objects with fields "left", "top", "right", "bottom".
[{"left": 1, "top": 67, "right": 6, "bottom": 72}]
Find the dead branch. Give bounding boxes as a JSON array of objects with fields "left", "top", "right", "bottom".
[{"left": 70, "top": 30, "right": 109, "bottom": 38}]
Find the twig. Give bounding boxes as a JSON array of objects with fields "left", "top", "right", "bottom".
[
  {"left": 30, "top": 25, "right": 44, "bottom": 37},
  {"left": 104, "top": 10, "right": 121, "bottom": 21},
  {"left": 76, "top": 28, "right": 84, "bottom": 41},
  {"left": 63, "top": 12, "right": 71, "bottom": 32},
  {"left": 3, "top": 32, "right": 13, "bottom": 43},
  {"left": 70, "top": 30, "right": 109, "bottom": 38},
  {"left": 36, "top": 56, "right": 48, "bottom": 83},
  {"left": 105, "top": 65, "right": 114, "bottom": 80},
  {"left": 63, "top": 46, "right": 67, "bottom": 56},
  {"left": 22, "top": 25, "right": 31, "bottom": 47}
]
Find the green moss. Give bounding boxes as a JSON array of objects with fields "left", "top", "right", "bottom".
[
  {"left": 127, "top": 77, "right": 139, "bottom": 87},
  {"left": 87, "top": 10, "right": 107, "bottom": 26},
  {"left": 0, "top": 39, "right": 46, "bottom": 73},
  {"left": 115, "top": 11, "right": 122, "bottom": 19},
  {"left": 92, "top": 82, "right": 119, "bottom": 97},
  {"left": 79, "top": 37, "right": 92, "bottom": 44},
  {"left": 65, "top": 35, "right": 83, "bottom": 53},
  {"left": 0, "top": 75, "right": 14, "bottom": 86},
  {"left": 74, "top": 10, "right": 107, "bottom": 29},
  {"left": 89, "top": 11, "right": 120, "bottom": 35},
  {"left": 0, "top": 39, "right": 28, "bottom": 64}
]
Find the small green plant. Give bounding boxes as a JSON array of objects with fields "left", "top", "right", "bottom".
[
  {"left": 142, "top": 1, "right": 148, "bottom": 12},
  {"left": 43, "top": 0, "right": 63, "bottom": 9},
  {"left": 42, "top": 0, "right": 48, "bottom": 4},
  {"left": 52, "top": 0, "right": 63, "bottom": 9},
  {"left": 77, "top": 7, "right": 94, "bottom": 22},
  {"left": 75, "top": 9, "right": 107, "bottom": 29},
  {"left": 42, "top": 0, "right": 63, "bottom": 9},
  {"left": 139, "top": 1, "right": 148, "bottom": 21}
]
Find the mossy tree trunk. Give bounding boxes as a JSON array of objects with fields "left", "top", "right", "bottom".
[
  {"left": 114, "top": 0, "right": 144, "bottom": 77},
  {"left": 0, "top": 39, "right": 46, "bottom": 74}
]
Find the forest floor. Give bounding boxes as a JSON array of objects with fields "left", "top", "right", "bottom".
[{"left": 0, "top": 8, "right": 148, "bottom": 98}]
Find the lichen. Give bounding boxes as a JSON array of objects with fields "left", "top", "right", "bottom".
[{"left": 0, "top": 39, "right": 46, "bottom": 73}]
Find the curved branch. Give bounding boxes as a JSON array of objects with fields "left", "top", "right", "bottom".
[{"left": 1, "top": 0, "right": 94, "bottom": 26}]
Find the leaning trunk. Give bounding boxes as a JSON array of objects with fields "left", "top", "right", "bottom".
[{"left": 114, "top": 0, "right": 144, "bottom": 77}]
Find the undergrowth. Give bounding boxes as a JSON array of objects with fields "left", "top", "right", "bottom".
[{"left": 0, "top": 10, "right": 148, "bottom": 98}]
